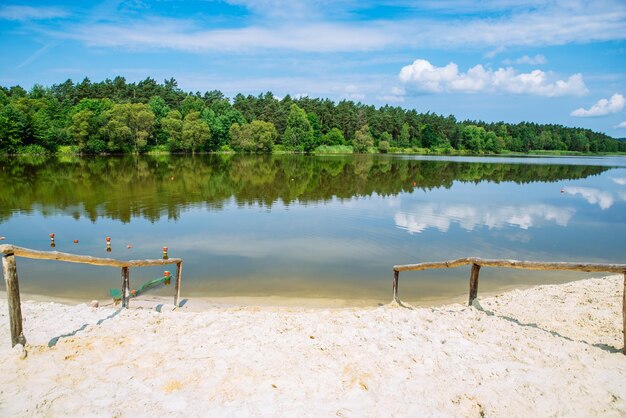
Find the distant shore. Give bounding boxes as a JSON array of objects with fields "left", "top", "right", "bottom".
[{"left": 1, "top": 275, "right": 624, "bottom": 416}]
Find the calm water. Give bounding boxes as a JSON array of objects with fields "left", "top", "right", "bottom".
[{"left": 1, "top": 154, "right": 625, "bottom": 305}]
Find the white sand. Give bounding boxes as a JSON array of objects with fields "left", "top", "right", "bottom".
[{"left": 1, "top": 276, "right": 625, "bottom": 417}]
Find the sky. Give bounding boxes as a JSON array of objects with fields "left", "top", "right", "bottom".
[{"left": 0, "top": 0, "right": 625, "bottom": 137}]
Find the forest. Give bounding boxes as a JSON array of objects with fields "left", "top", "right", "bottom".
[{"left": 1, "top": 76, "right": 624, "bottom": 155}]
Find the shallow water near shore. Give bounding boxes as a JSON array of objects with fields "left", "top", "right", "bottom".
[{"left": 1, "top": 153, "right": 625, "bottom": 305}]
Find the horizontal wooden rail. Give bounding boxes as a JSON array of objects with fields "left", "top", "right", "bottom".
[
  {"left": 1, "top": 244, "right": 183, "bottom": 348},
  {"left": 392, "top": 257, "right": 626, "bottom": 355},
  {"left": 0, "top": 245, "right": 182, "bottom": 268},
  {"left": 394, "top": 257, "right": 626, "bottom": 274}
]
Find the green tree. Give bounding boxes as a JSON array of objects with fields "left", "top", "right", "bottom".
[
  {"left": 484, "top": 131, "right": 504, "bottom": 153},
  {"left": 149, "top": 96, "right": 170, "bottom": 146},
  {"left": 229, "top": 120, "right": 277, "bottom": 153},
  {"left": 100, "top": 103, "right": 155, "bottom": 152},
  {"left": 162, "top": 110, "right": 183, "bottom": 151},
  {"left": 180, "top": 96, "right": 205, "bottom": 117},
  {"left": 320, "top": 127, "right": 346, "bottom": 146},
  {"left": 68, "top": 109, "right": 95, "bottom": 150},
  {"left": 353, "top": 124, "right": 373, "bottom": 153},
  {"left": 398, "top": 123, "right": 411, "bottom": 148},
  {"left": 182, "top": 111, "right": 210, "bottom": 152},
  {"left": 462, "top": 125, "right": 486, "bottom": 152},
  {"left": 379, "top": 131, "right": 392, "bottom": 147},
  {"left": 0, "top": 104, "right": 27, "bottom": 152},
  {"left": 282, "top": 104, "right": 314, "bottom": 151},
  {"left": 307, "top": 112, "right": 322, "bottom": 148}
]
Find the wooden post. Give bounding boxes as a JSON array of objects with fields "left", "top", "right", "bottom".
[
  {"left": 622, "top": 272, "right": 625, "bottom": 355},
  {"left": 121, "top": 266, "right": 130, "bottom": 308},
  {"left": 174, "top": 262, "right": 182, "bottom": 308},
  {"left": 2, "top": 252, "right": 26, "bottom": 347},
  {"left": 468, "top": 263, "right": 481, "bottom": 306},
  {"left": 392, "top": 270, "right": 399, "bottom": 302}
]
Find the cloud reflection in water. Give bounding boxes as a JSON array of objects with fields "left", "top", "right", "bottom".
[
  {"left": 394, "top": 203, "right": 575, "bottom": 234},
  {"left": 563, "top": 186, "right": 614, "bottom": 209}
]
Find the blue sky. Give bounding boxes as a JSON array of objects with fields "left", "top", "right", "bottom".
[{"left": 1, "top": 0, "right": 625, "bottom": 137}]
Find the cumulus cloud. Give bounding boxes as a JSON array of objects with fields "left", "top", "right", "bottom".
[
  {"left": 394, "top": 203, "right": 574, "bottom": 234},
  {"left": 618, "top": 121, "right": 626, "bottom": 128},
  {"left": 502, "top": 54, "right": 547, "bottom": 65},
  {"left": 0, "top": 5, "right": 68, "bottom": 21},
  {"left": 563, "top": 187, "right": 614, "bottom": 209},
  {"left": 570, "top": 93, "right": 625, "bottom": 117},
  {"left": 398, "top": 59, "right": 588, "bottom": 96}
]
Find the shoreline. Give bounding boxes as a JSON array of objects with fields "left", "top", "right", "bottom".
[
  {"left": 1, "top": 275, "right": 625, "bottom": 416},
  {"left": 1, "top": 284, "right": 536, "bottom": 310}
]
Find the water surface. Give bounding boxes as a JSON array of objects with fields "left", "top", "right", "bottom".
[{"left": 1, "top": 154, "right": 625, "bottom": 305}]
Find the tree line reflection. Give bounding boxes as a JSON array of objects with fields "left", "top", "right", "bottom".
[{"left": 0, "top": 154, "right": 609, "bottom": 223}]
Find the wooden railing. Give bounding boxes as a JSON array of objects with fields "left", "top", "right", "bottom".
[
  {"left": 1, "top": 244, "right": 183, "bottom": 347},
  {"left": 392, "top": 257, "right": 626, "bottom": 354}
]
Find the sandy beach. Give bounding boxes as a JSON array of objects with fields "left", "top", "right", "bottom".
[{"left": 1, "top": 276, "right": 625, "bottom": 417}]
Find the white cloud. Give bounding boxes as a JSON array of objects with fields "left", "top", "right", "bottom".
[
  {"left": 379, "top": 86, "right": 406, "bottom": 103},
  {"left": 394, "top": 203, "right": 574, "bottom": 234},
  {"left": 398, "top": 59, "right": 588, "bottom": 96},
  {"left": 502, "top": 54, "right": 547, "bottom": 65},
  {"left": 340, "top": 84, "right": 365, "bottom": 101},
  {"left": 59, "top": 20, "right": 396, "bottom": 53},
  {"left": 0, "top": 5, "right": 68, "bottom": 21},
  {"left": 42, "top": 1, "right": 626, "bottom": 54},
  {"left": 571, "top": 93, "right": 625, "bottom": 117},
  {"left": 224, "top": 0, "right": 320, "bottom": 19},
  {"left": 483, "top": 46, "right": 506, "bottom": 59},
  {"left": 563, "top": 187, "right": 614, "bottom": 209},
  {"left": 618, "top": 121, "right": 626, "bottom": 128}
]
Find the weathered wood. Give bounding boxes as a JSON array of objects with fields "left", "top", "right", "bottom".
[
  {"left": 393, "top": 270, "right": 399, "bottom": 302},
  {"left": 1, "top": 243, "right": 185, "bottom": 348},
  {"left": 121, "top": 267, "right": 130, "bottom": 308},
  {"left": 468, "top": 263, "right": 481, "bottom": 306},
  {"left": 174, "top": 262, "right": 182, "bottom": 308},
  {"left": 393, "top": 257, "right": 626, "bottom": 355},
  {"left": 394, "top": 257, "right": 473, "bottom": 272},
  {"left": 0, "top": 245, "right": 181, "bottom": 268},
  {"left": 2, "top": 253, "right": 26, "bottom": 347},
  {"left": 623, "top": 273, "right": 625, "bottom": 355},
  {"left": 394, "top": 257, "right": 626, "bottom": 274}
]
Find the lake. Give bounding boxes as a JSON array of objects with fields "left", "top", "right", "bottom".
[{"left": 1, "top": 153, "right": 625, "bottom": 306}]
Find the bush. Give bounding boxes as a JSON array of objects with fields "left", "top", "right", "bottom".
[
  {"left": 20, "top": 144, "right": 50, "bottom": 155},
  {"left": 272, "top": 144, "right": 289, "bottom": 154},
  {"left": 321, "top": 128, "right": 346, "bottom": 146},
  {"left": 56, "top": 145, "right": 79, "bottom": 155},
  {"left": 378, "top": 140, "right": 389, "bottom": 153},
  {"left": 146, "top": 144, "right": 170, "bottom": 154},
  {"left": 313, "top": 145, "right": 354, "bottom": 154},
  {"left": 83, "top": 138, "right": 108, "bottom": 154}
]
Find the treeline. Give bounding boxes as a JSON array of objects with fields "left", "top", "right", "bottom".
[
  {"left": 1, "top": 76, "right": 624, "bottom": 154},
  {"left": 0, "top": 154, "right": 608, "bottom": 223}
]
